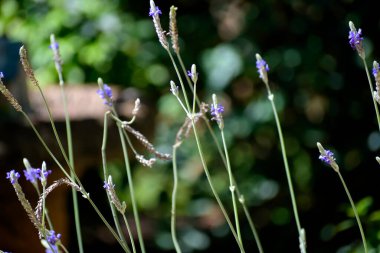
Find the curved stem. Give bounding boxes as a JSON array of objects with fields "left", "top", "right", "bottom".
[
  {"left": 337, "top": 172, "right": 368, "bottom": 253},
  {"left": 121, "top": 213, "right": 137, "bottom": 253}
]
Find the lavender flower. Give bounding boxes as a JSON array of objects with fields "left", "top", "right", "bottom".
[
  {"left": 255, "top": 54, "right": 270, "bottom": 85},
  {"left": 373, "top": 61, "right": 380, "bottom": 78},
  {"left": 210, "top": 94, "right": 224, "bottom": 129},
  {"left": 49, "top": 42, "right": 59, "bottom": 50},
  {"left": 6, "top": 170, "right": 20, "bottom": 184},
  {"left": 24, "top": 168, "right": 41, "bottom": 183},
  {"left": 47, "top": 230, "right": 61, "bottom": 245},
  {"left": 97, "top": 84, "right": 113, "bottom": 106},
  {"left": 319, "top": 150, "right": 335, "bottom": 165},
  {"left": 348, "top": 28, "right": 363, "bottom": 49},
  {"left": 149, "top": 6, "right": 162, "bottom": 17},
  {"left": 170, "top": 80, "right": 179, "bottom": 96},
  {"left": 103, "top": 180, "right": 115, "bottom": 190},
  {"left": 317, "top": 142, "right": 339, "bottom": 172},
  {"left": 348, "top": 21, "right": 365, "bottom": 58}
]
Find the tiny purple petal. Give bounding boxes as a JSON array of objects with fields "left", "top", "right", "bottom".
[
  {"left": 187, "top": 70, "right": 192, "bottom": 77},
  {"left": 6, "top": 170, "right": 20, "bottom": 184},
  {"left": 97, "top": 84, "right": 113, "bottom": 106},
  {"left": 348, "top": 29, "right": 363, "bottom": 49},
  {"left": 49, "top": 42, "right": 59, "bottom": 50},
  {"left": 256, "top": 58, "right": 269, "bottom": 79},
  {"left": 319, "top": 150, "right": 335, "bottom": 166},
  {"left": 103, "top": 181, "right": 115, "bottom": 190},
  {"left": 46, "top": 245, "right": 58, "bottom": 253},
  {"left": 47, "top": 230, "right": 61, "bottom": 245},
  {"left": 149, "top": 6, "right": 162, "bottom": 17},
  {"left": 24, "top": 168, "right": 41, "bottom": 183},
  {"left": 210, "top": 104, "right": 224, "bottom": 116}
]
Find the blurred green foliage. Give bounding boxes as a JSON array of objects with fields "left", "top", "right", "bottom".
[{"left": 2, "top": 0, "right": 380, "bottom": 252}]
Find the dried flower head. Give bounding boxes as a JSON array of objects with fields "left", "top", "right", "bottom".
[
  {"left": 169, "top": 6, "right": 180, "bottom": 53},
  {"left": 132, "top": 98, "right": 141, "bottom": 116},
  {"left": 317, "top": 142, "right": 339, "bottom": 172},
  {"left": 20, "top": 46, "right": 40, "bottom": 87},
  {"left": 0, "top": 72, "right": 22, "bottom": 112},
  {"left": 348, "top": 21, "right": 365, "bottom": 58},
  {"left": 104, "top": 176, "right": 126, "bottom": 213}
]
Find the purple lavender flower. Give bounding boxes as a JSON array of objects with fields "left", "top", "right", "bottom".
[
  {"left": 348, "top": 29, "right": 363, "bottom": 50},
  {"left": 24, "top": 168, "right": 41, "bottom": 183},
  {"left": 6, "top": 170, "right": 20, "bottom": 184},
  {"left": 97, "top": 84, "right": 113, "bottom": 106},
  {"left": 103, "top": 181, "right": 115, "bottom": 190},
  {"left": 210, "top": 104, "right": 224, "bottom": 117},
  {"left": 319, "top": 150, "right": 335, "bottom": 166},
  {"left": 49, "top": 42, "right": 59, "bottom": 50},
  {"left": 149, "top": 6, "right": 162, "bottom": 17},
  {"left": 373, "top": 61, "right": 380, "bottom": 78},
  {"left": 47, "top": 230, "right": 61, "bottom": 245},
  {"left": 256, "top": 58, "right": 269, "bottom": 80},
  {"left": 0, "top": 72, "right": 4, "bottom": 79}
]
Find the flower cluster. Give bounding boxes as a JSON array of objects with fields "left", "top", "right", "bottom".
[
  {"left": 149, "top": 5, "right": 162, "bottom": 17},
  {"left": 317, "top": 142, "right": 339, "bottom": 172},
  {"left": 97, "top": 84, "right": 113, "bottom": 106},
  {"left": 6, "top": 170, "right": 20, "bottom": 184},
  {"left": 348, "top": 21, "right": 365, "bottom": 58},
  {"left": 45, "top": 230, "right": 61, "bottom": 253},
  {"left": 103, "top": 180, "right": 115, "bottom": 190},
  {"left": 255, "top": 54, "right": 269, "bottom": 84}
]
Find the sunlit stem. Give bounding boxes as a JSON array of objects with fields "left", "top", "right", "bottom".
[
  {"left": 337, "top": 171, "right": 368, "bottom": 253},
  {"left": 21, "top": 111, "right": 130, "bottom": 252},
  {"left": 57, "top": 65, "right": 83, "bottom": 253},
  {"left": 112, "top": 108, "right": 146, "bottom": 253},
  {"left": 101, "top": 112, "right": 129, "bottom": 249}
]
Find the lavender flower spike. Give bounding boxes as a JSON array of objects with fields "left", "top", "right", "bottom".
[
  {"left": 256, "top": 53, "right": 269, "bottom": 84},
  {"left": 6, "top": 170, "right": 20, "bottom": 184},
  {"left": 348, "top": 21, "right": 365, "bottom": 58},
  {"left": 97, "top": 78, "right": 113, "bottom": 106},
  {"left": 317, "top": 142, "right": 339, "bottom": 172},
  {"left": 210, "top": 94, "right": 224, "bottom": 129},
  {"left": 149, "top": 0, "right": 169, "bottom": 50}
]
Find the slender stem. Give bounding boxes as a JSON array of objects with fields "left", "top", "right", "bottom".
[
  {"left": 191, "top": 120, "right": 245, "bottom": 252},
  {"left": 171, "top": 146, "right": 182, "bottom": 253},
  {"left": 237, "top": 192, "right": 264, "bottom": 253},
  {"left": 121, "top": 213, "right": 137, "bottom": 253},
  {"left": 116, "top": 122, "right": 146, "bottom": 253},
  {"left": 266, "top": 88, "right": 302, "bottom": 235},
  {"left": 21, "top": 111, "right": 130, "bottom": 252},
  {"left": 337, "top": 172, "right": 368, "bottom": 253},
  {"left": 362, "top": 59, "right": 380, "bottom": 132},
  {"left": 220, "top": 130, "right": 243, "bottom": 248},
  {"left": 58, "top": 77, "right": 83, "bottom": 253},
  {"left": 101, "top": 112, "right": 129, "bottom": 248}
]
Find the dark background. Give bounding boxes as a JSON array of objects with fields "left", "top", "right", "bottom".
[{"left": 1, "top": 0, "right": 380, "bottom": 252}]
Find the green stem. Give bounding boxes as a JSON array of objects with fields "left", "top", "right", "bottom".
[
  {"left": 122, "top": 213, "right": 137, "bottom": 253},
  {"left": 362, "top": 59, "right": 380, "bottom": 132},
  {"left": 337, "top": 172, "right": 368, "bottom": 253},
  {"left": 58, "top": 78, "right": 83, "bottom": 253},
  {"left": 101, "top": 112, "right": 130, "bottom": 249},
  {"left": 191, "top": 120, "right": 245, "bottom": 252},
  {"left": 116, "top": 122, "right": 146, "bottom": 253},
  {"left": 171, "top": 146, "right": 182, "bottom": 253},
  {"left": 266, "top": 89, "right": 302, "bottom": 235},
  {"left": 220, "top": 130, "right": 243, "bottom": 249},
  {"left": 21, "top": 111, "right": 130, "bottom": 252}
]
